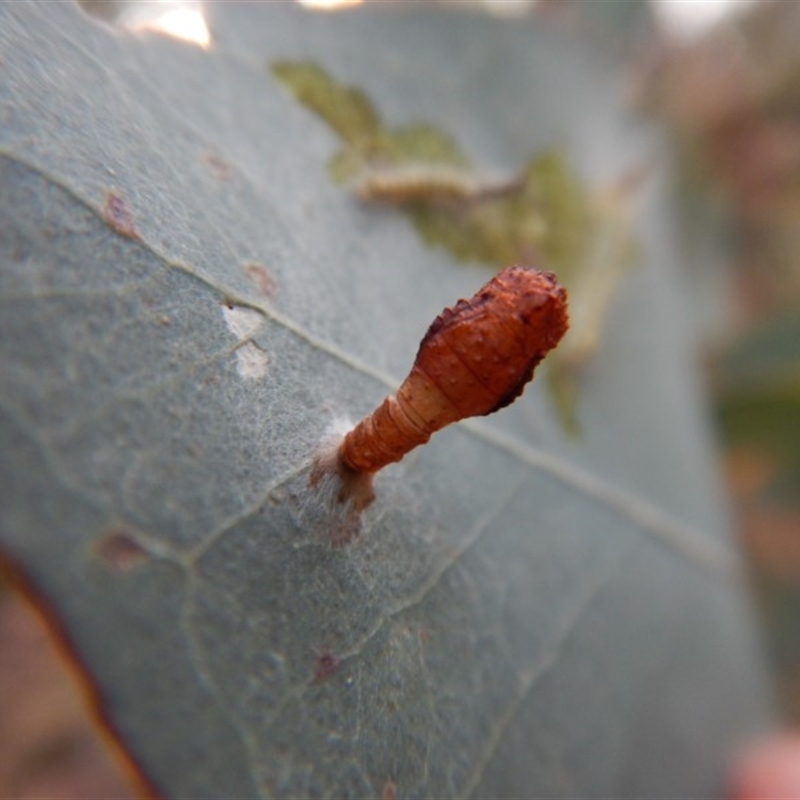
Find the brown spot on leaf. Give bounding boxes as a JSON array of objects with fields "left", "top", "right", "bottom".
[
  {"left": 102, "top": 192, "right": 139, "bottom": 240},
  {"left": 313, "top": 648, "right": 340, "bottom": 681},
  {"left": 382, "top": 779, "right": 397, "bottom": 800},
  {"left": 92, "top": 529, "right": 149, "bottom": 573},
  {"left": 242, "top": 263, "right": 277, "bottom": 298},
  {"left": 203, "top": 151, "right": 231, "bottom": 180}
]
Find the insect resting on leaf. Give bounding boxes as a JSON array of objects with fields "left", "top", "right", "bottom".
[{"left": 310, "top": 265, "right": 569, "bottom": 538}]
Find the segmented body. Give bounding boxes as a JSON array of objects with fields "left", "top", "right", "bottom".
[{"left": 339, "top": 266, "right": 568, "bottom": 474}]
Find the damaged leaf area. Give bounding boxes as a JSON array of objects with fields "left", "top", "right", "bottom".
[
  {"left": 271, "top": 61, "right": 584, "bottom": 271},
  {"left": 272, "top": 60, "right": 637, "bottom": 431}
]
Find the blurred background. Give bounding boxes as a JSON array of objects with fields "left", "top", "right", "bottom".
[
  {"left": 2, "top": 0, "right": 799, "bottom": 796},
  {"left": 639, "top": 0, "right": 800, "bottom": 724}
]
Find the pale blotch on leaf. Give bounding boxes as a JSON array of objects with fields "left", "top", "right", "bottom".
[
  {"left": 271, "top": 60, "right": 638, "bottom": 432},
  {"left": 235, "top": 342, "right": 270, "bottom": 380},
  {"left": 221, "top": 304, "right": 269, "bottom": 380},
  {"left": 221, "top": 303, "right": 264, "bottom": 341}
]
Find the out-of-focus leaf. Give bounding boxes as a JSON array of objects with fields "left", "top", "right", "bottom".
[
  {"left": 716, "top": 309, "right": 800, "bottom": 506},
  {"left": 0, "top": 2, "right": 770, "bottom": 798},
  {"left": 545, "top": 175, "right": 641, "bottom": 433},
  {"left": 272, "top": 60, "right": 588, "bottom": 273}
]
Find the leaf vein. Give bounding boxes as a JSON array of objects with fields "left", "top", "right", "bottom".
[
  {"left": 0, "top": 150, "right": 738, "bottom": 578},
  {"left": 461, "top": 555, "right": 625, "bottom": 798}
]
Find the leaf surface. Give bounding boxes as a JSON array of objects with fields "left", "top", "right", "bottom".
[{"left": 0, "top": 3, "right": 771, "bottom": 798}]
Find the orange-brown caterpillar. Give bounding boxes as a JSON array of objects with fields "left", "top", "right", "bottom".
[
  {"left": 339, "top": 266, "right": 568, "bottom": 475},
  {"left": 311, "top": 266, "right": 567, "bottom": 521}
]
